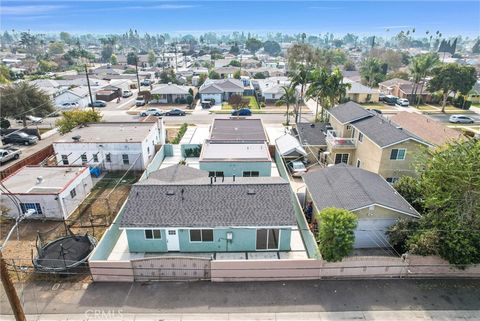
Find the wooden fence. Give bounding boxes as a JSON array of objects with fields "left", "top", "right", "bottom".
[{"left": 0, "top": 144, "right": 54, "bottom": 179}]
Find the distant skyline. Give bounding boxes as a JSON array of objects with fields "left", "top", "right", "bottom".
[{"left": 1, "top": 0, "right": 479, "bottom": 37}]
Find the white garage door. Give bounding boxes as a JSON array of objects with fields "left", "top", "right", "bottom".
[{"left": 355, "top": 219, "right": 397, "bottom": 249}]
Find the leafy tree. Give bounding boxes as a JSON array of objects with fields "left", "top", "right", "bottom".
[
  {"left": 186, "top": 95, "right": 194, "bottom": 105},
  {"left": 343, "top": 60, "right": 356, "bottom": 71},
  {"left": 198, "top": 73, "right": 208, "bottom": 86},
  {"left": 317, "top": 208, "right": 358, "bottom": 262},
  {"left": 0, "top": 64, "right": 11, "bottom": 84},
  {"left": 245, "top": 38, "right": 263, "bottom": 55},
  {"left": 427, "top": 63, "right": 477, "bottom": 112},
  {"left": 228, "top": 60, "right": 241, "bottom": 67},
  {"left": 233, "top": 70, "right": 241, "bottom": 79},
  {"left": 208, "top": 70, "right": 220, "bottom": 79},
  {"left": 110, "top": 54, "right": 118, "bottom": 65},
  {"left": 253, "top": 72, "right": 266, "bottom": 79},
  {"left": 386, "top": 219, "right": 421, "bottom": 254},
  {"left": 228, "top": 94, "right": 244, "bottom": 109},
  {"left": 369, "top": 48, "right": 404, "bottom": 71},
  {"left": 393, "top": 176, "right": 425, "bottom": 213},
  {"left": 59, "top": 32, "right": 72, "bottom": 44},
  {"left": 127, "top": 52, "right": 138, "bottom": 65},
  {"left": 287, "top": 43, "right": 316, "bottom": 70},
  {"left": 409, "top": 53, "right": 439, "bottom": 105},
  {"left": 0, "top": 82, "right": 54, "bottom": 127},
  {"left": 56, "top": 109, "right": 102, "bottom": 134},
  {"left": 263, "top": 40, "right": 281, "bottom": 56},
  {"left": 38, "top": 60, "right": 58, "bottom": 73},
  {"left": 386, "top": 70, "right": 410, "bottom": 81},
  {"left": 360, "top": 57, "right": 386, "bottom": 87},
  {"left": 275, "top": 83, "right": 297, "bottom": 126},
  {"left": 101, "top": 45, "right": 113, "bottom": 62},
  {"left": 159, "top": 69, "right": 178, "bottom": 84},
  {"left": 48, "top": 41, "right": 64, "bottom": 55},
  {"left": 0, "top": 118, "right": 11, "bottom": 129},
  {"left": 390, "top": 140, "right": 480, "bottom": 266},
  {"left": 229, "top": 43, "right": 240, "bottom": 55},
  {"left": 148, "top": 50, "right": 157, "bottom": 66}
]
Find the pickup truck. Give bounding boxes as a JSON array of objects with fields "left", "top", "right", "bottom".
[{"left": 0, "top": 147, "right": 21, "bottom": 165}]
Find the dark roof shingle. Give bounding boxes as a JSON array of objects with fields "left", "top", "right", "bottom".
[
  {"left": 303, "top": 164, "right": 419, "bottom": 217},
  {"left": 328, "top": 101, "right": 372, "bottom": 124}
]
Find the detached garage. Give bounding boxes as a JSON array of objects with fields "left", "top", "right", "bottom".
[{"left": 302, "top": 164, "right": 420, "bottom": 249}]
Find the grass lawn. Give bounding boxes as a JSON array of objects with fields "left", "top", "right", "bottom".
[
  {"left": 359, "top": 103, "right": 395, "bottom": 110},
  {"left": 415, "top": 104, "right": 438, "bottom": 111},
  {"left": 222, "top": 96, "right": 259, "bottom": 110}
]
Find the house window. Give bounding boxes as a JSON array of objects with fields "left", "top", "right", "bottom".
[
  {"left": 346, "top": 125, "right": 352, "bottom": 130},
  {"left": 145, "top": 229, "right": 161, "bottom": 239},
  {"left": 70, "top": 188, "right": 77, "bottom": 198},
  {"left": 390, "top": 148, "right": 406, "bottom": 160},
  {"left": 106, "top": 153, "right": 112, "bottom": 163},
  {"left": 358, "top": 132, "right": 363, "bottom": 142},
  {"left": 81, "top": 154, "right": 88, "bottom": 163},
  {"left": 190, "top": 229, "right": 214, "bottom": 242},
  {"left": 386, "top": 177, "right": 399, "bottom": 184},
  {"left": 92, "top": 154, "right": 98, "bottom": 162},
  {"left": 272, "top": 94, "right": 275, "bottom": 99},
  {"left": 61, "top": 155, "right": 69, "bottom": 165},
  {"left": 356, "top": 159, "right": 361, "bottom": 168},
  {"left": 243, "top": 171, "right": 259, "bottom": 177},
  {"left": 256, "top": 229, "right": 279, "bottom": 250},
  {"left": 122, "top": 154, "right": 129, "bottom": 165},
  {"left": 20, "top": 203, "right": 43, "bottom": 215},
  {"left": 208, "top": 171, "right": 224, "bottom": 177},
  {"left": 334, "top": 153, "right": 349, "bottom": 164}
]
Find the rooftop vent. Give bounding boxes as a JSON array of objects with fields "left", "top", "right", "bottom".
[
  {"left": 36, "top": 176, "right": 44, "bottom": 184},
  {"left": 247, "top": 189, "right": 256, "bottom": 195},
  {"left": 310, "top": 123, "right": 315, "bottom": 128},
  {"left": 72, "top": 135, "right": 81, "bottom": 142},
  {"left": 396, "top": 126, "right": 403, "bottom": 130}
]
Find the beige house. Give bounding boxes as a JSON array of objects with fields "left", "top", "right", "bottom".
[
  {"left": 344, "top": 78, "right": 379, "bottom": 103},
  {"left": 303, "top": 164, "right": 420, "bottom": 248},
  {"left": 324, "top": 102, "right": 431, "bottom": 183}
]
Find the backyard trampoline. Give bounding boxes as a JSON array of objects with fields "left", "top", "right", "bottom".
[{"left": 33, "top": 233, "right": 97, "bottom": 273}]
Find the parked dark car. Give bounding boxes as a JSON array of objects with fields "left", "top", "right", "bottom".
[
  {"left": 88, "top": 100, "right": 107, "bottom": 107},
  {"left": 165, "top": 109, "right": 186, "bottom": 116},
  {"left": 383, "top": 95, "right": 398, "bottom": 106},
  {"left": 367, "top": 108, "right": 383, "bottom": 114},
  {"left": 1, "top": 132, "right": 38, "bottom": 145},
  {"left": 231, "top": 108, "right": 252, "bottom": 116}
]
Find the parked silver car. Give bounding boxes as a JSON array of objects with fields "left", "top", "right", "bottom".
[{"left": 449, "top": 115, "right": 475, "bottom": 124}]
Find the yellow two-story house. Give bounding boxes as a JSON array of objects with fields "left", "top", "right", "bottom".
[{"left": 324, "top": 102, "right": 431, "bottom": 183}]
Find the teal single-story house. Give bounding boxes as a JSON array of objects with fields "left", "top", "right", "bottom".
[
  {"left": 199, "top": 140, "right": 272, "bottom": 177},
  {"left": 120, "top": 165, "right": 296, "bottom": 253}
]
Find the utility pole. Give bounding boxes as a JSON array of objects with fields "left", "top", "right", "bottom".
[
  {"left": 135, "top": 57, "right": 141, "bottom": 91},
  {"left": 85, "top": 64, "right": 94, "bottom": 112},
  {"left": 0, "top": 251, "right": 26, "bottom": 321}
]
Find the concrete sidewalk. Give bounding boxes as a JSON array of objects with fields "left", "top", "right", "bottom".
[{"left": 1, "top": 310, "right": 479, "bottom": 321}]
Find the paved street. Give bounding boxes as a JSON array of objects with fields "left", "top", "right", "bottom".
[
  {"left": 1, "top": 279, "right": 479, "bottom": 316},
  {"left": 425, "top": 113, "right": 480, "bottom": 124}
]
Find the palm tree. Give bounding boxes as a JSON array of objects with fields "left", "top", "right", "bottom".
[
  {"left": 306, "top": 68, "right": 329, "bottom": 122},
  {"left": 359, "top": 57, "right": 385, "bottom": 88},
  {"left": 290, "top": 65, "right": 310, "bottom": 123},
  {"left": 409, "top": 53, "right": 440, "bottom": 106},
  {"left": 276, "top": 83, "right": 297, "bottom": 126},
  {"left": 326, "top": 68, "right": 351, "bottom": 108}
]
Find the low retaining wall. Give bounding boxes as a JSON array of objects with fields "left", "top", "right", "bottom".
[
  {"left": 210, "top": 255, "right": 480, "bottom": 282},
  {"left": 89, "top": 260, "right": 134, "bottom": 282},
  {"left": 0, "top": 144, "right": 54, "bottom": 179}
]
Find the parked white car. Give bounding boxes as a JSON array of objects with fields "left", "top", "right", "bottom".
[
  {"left": 135, "top": 96, "right": 146, "bottom": 106},
  {"left": 16, "top": 115, "right": 42, "bottom": 124},
  {"left": 122, "top": 90, "right": 133, "bottom": 98},
  {"left": 449, "top": 115, "right": 475, "bottom": 124},
  {"left": 140, "top": 108, "right": 165, "bottom": 117},
  {"left": 288, "top": 161, "right": 307, "bottom": 177},
  {"left": 396, "top": 98, "right": 409, "bottom": 107}
]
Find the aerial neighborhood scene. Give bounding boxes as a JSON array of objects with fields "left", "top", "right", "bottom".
[{"left": 1, "top": 0, "right": 480, "bottom": 320}]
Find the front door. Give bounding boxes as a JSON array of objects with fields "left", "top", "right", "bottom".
[{"left": 166, "top": 229, "right": 180, "bottom": 251}]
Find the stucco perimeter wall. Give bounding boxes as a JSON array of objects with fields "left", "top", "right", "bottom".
[
  {"left": 211, "top": 255, "right": 480, "bottom": 282},
  {"left": 89, "top": 260, "right": 134, "bottom": 282}
]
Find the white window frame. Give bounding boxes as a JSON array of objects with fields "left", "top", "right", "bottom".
[
  {"left": 358, "top": 132, "right": 363, "bottom": 142},
  {"left": 70, "top": 188, "right": 76, "bottom": 199},
  {"left": 61, "top": 155, "right": 69, "bottom": 165},
  {"left": 144, "top": 229, "right": 162, "bottom": 240},
  {"left": 243, "top": 171, "right": 260, "bottom": 177},
  {"left": 334, "top": 153, "right": 349, "bottom": 164},
  {"left": 92, "top": 154, "right": 99, "bottom": 162},
  {"left": 106, "top": 153, "right": 112, "bottom": 163},
  {"left": 189, "top": 229, "right": 214, "bottom": 243},
  {"left": 390, "top": 148, "right": 406, "bottom": 160},
  {"left": 356, "top": 159, "right": 361, "bottom": 168},
  {"left": 255, "top": 228, "right": 280, "bottom": 251},
  {"left": 20, "top": 203, "right": 42, "bottom": 215},
  {"left": 122, "top": 154, "right": 129, "bottom": 165},
  {"left": 81, "top": 154, "right": 88, "bottom": 163}
]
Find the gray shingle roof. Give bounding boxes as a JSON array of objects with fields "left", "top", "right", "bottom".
[
  {"left": 328, "top": 101, "right": 372, "bottom": 124},
  {"left": 352, "top": 114, "right": 424, "bottom": 148},
  {"left": 120, "top": 167, "right": 296, "bottom": 228},
  {"left": 210, "top": 118, "right": 267, "bottom": 142},
  {"left": 294, "top": 122, "right": 328, "bottom": 146},
  {"left": 303, "top": 164, "right": 419, "bottom": 217},
  {"left": 146, "top": 165, "right": 208, "bottom": 183}
]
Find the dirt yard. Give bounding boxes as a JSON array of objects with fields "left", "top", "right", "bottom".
[{"left": 0, "top": 171, "right": 137, "bottom": 282}]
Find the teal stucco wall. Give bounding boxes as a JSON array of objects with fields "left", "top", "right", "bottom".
[
  {"left": 199, "top": 161, "right": 271, "bottom": 177},
  {"left": 126, "top": 229, "right": 168, "bottom": 252},
  {"left": 125, "top": 227, "right": 291, "bottom": 253}
]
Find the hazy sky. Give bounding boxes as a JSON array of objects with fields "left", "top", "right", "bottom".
[{"left": 1, "top": 0, "right": 479, "bottom": 37}]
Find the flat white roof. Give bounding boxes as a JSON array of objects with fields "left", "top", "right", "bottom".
[
  {"left": 54, "top": 122, "right": 157, "bottom": 144},
  {"left": 1, "top": 166, "right": 88, "bottom": 194},
  {"left": 200, "top": 142, "right": 271, "bottom": 162}
]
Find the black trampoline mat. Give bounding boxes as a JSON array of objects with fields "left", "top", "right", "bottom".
[{"left": 36, "top": 236, "right": 94, "bottom": 268}]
